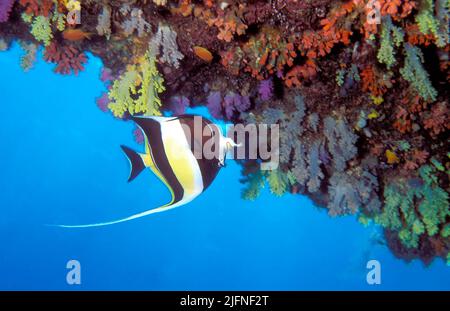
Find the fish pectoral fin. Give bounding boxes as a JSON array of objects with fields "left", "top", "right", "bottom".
[{"left": 121, "top": 145, "right": 146, "bottom": 182}]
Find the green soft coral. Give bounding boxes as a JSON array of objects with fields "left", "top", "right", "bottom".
[
  {"left": 52, "top": 10, "right": 66, "bottom": 32},
  {"left": 415, "top": 0, "right": 449, "bottom": 47},
  {"left": 135, "top": 51, "right": 165, "bottom": 116},
  {"left": 376, "top": 164, "right": 449, "bottom": 248},
  {"left": 441, "top": 224, "right": 450, "bottom": 238},
  {"left": 241, "top": 169, "right": 265, "bottom": 200},
  {"left": 19, "top": 41, "right": 37, "bottom": 72},
  {"left": 267, "top": 169, "right": 295, "bottom": 197},
  {"left": 30, "top": 16, "right": 53, "bottom": 46},
  {"left": 108, "top": 52, "right": 165, "bottom": 118},
  {"left": 417, "top": 165, "right": 450, "bottom": 236},
  {"left": 241, "top": 168, "right": 296, "bottom": 199},
  {"left": 108, "top": 69, "right": 139, "bottom": 117},
  {"left": 400, "top": 44, "right": 437, "bottom": 102},
  {"left": 377, "top": 16, "right": 404, "bottom": 69},
  {"left": 336, "top": 69, "right": 345, "bottom": 86},
  {"left": 21, "top": 13, "right": 33, "bottom": 24}
]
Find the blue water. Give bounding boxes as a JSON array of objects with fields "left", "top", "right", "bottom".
[{"left": 0, "top": 43, "right": 448, "bottom": 290}]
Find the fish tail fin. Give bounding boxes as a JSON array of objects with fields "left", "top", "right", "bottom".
[
  {"left": 121, "top": 145, "right": 145, "bottom": 182},
  {"left": 48, "top": 203, "right": 180, "bottom": 228}
]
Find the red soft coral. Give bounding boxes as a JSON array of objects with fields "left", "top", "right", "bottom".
[
  {"left": 393, "top": 106, "right": 412, "bottom": 133},
  {"left": 44, "top": 42, "right": 87, "bottom": 75},
  {"left": 404, "top": 149, "right": 429, "bottom": 170},
  {"left": 422, "top": 102, "right": 450, "bottom": 137},
  {"left": 19, "top": 0, "right": 53, "bottom": 17}
]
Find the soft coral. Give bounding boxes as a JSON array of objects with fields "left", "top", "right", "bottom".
[
  {"left": 422, "top": 102, "right": 450, "bottom": 137},
  {"left": 44, "top": 42, "right": 87, "bottom": 75},
  {"left": 0, "top": 0, "right": 15, "bottom": 23},
  {"left": 19, "top": 0, "right": 53, "bottom": 17}
]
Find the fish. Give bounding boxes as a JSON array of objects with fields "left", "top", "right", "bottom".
[
  {"left": 62, "top": 29, "right": 93, "bottom": 41},
  {"left": 193, "top": 46, "right": 214, "bottom": 63},
  {"left": 56, "top": 115, "right": 238, "bottom": 228}
]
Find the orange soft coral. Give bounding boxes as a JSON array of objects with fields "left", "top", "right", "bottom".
[
  {"left": 284, "top": 59, "right": 317, "bottom": 88},
  {"left": 223, "top": 26, "right": 297, "bottom": 80},
  {"left": 360, "top": 65, "right": 389, "bottom": 97},
  {"left": 180, "top": 2, "right": 247, "bottom": 42},
  {"left": 379, "top": 0, "right": 416, "bottom": 20},
  {"left": 405, "top": 23, "right": 435, "bottom": 46}
]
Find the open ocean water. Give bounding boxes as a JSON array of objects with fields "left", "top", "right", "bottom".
[{"left": 0, "top": 43, "right": 449, "bottom": 290}]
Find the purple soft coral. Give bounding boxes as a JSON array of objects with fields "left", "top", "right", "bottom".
[
  {"left": 0, "top": 0, "right": 15, "bottom": 23},
  {"left": 206, "top": 91, "right": 222, "bottom": 119},
  {"left": 258, "top": 78, "right": 273, "bottom": 101},
  {"left": 223, "top": 93, "right": 236, "bottom": 119},
  {"left": 224, "top": 92, "right": 251, "bottom": 119},
  {"left": 133, "top": 127, "right": 144, "bottom": 145},
  {"left": 168, "top": 95, "right": 190, "bottom": 116},
  {"left": 207, "top": 91, "right": 251, "bottom": 120},
  {"left": 100, "top": 67, "right": 113, "bottom": 83},
  {"left": 96, "top": 92, "right": 110, "bottom": 112},
  {"left": 240, "top": 95, "right": 251, "bottom": 111}
]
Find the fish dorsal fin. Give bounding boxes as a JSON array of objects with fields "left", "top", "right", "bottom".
[{"left": 131, "top": 116, "right": 161, "bottom": 140}]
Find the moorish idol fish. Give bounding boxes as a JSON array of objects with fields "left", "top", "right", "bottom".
[{"left": 56, "top": 115, "right": 238, "bottom": 228}]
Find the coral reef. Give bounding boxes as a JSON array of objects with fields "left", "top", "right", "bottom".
[{"left": 1, "top": 0, "right": 448, "bottom": 265}]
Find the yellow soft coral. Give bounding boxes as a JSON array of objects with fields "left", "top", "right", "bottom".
[
  {"left": 386, "top": 149, "right": 399, "bottom": 164},
  {"left": 66, "top": 0, "right": 80, "bottom": 11}
]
